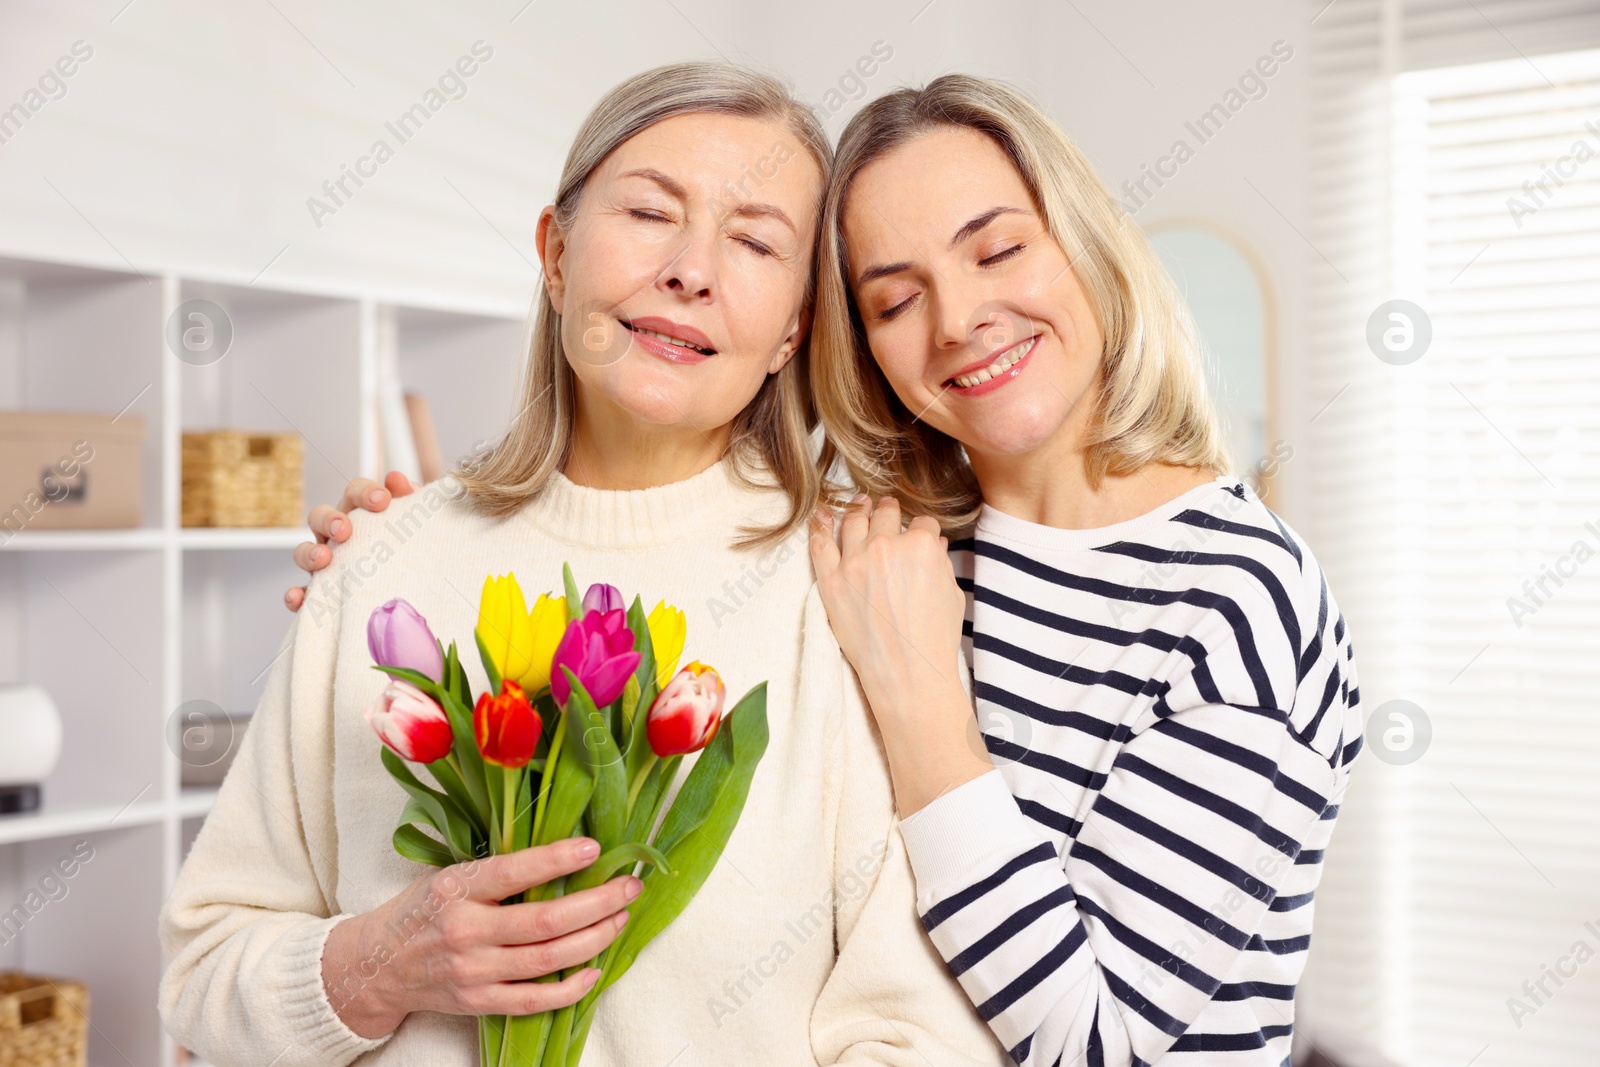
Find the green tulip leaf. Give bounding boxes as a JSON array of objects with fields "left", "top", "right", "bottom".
[
  {"left": 434, "top": 687, "right": 491, "bottom": 819},
  {"left": 533, "top": 692, "right": 560, "bottom": 761},
  {"left": 649, "top": 718, "right": 734, "bottom": 857},
  {"left": 420, "top": 751, "right": 488, "bottom": 841},
  {"left": 449, "top": 643, "right": 476, "bottom": 711},
  {"left": 534, "top": 705, "right": 596, "bottom": 848},
  {"left": 564, "top": 841, "right": 675, "bottom": 895},
  {"left": 563, "top": 669, "right": 627, "bottom": 852},
  {"left": 623, "top": 754, "right": 679, "bottom": 844},
  {"left": 382, "top": 747, "right": 478, "bottom": 861},
  {"left": 563, "top": 562, "right": 583, "bottom": 617},
  {"left": 473, "top": 629, "right": 503, "bottom": 696},
  {"left": 372, "top": 663, "right": 442, "bottom": 698},
  {"left": 600, "top": 684, "right": 768, "bottom": 995},
  {"left": 393, "top": 822, "right": 455, "bottom": 867}
]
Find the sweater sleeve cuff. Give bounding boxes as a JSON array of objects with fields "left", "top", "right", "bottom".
[
  {"left": 897, "top": 769, "right": 1044, "bottom": 901},
  {"left": 276, "top": 914, "right": 395, "bottom": 1063}
]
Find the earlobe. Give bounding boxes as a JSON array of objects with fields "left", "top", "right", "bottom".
[
  {"left": 535, "top": 206, "right": 565, "bottom": 313},
  {"left": 768, "top": 308, "right": 812, "bottom": 375}
]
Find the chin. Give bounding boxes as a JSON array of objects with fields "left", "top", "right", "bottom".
[
  {"left": 943, "top": 397, "right": 1070, "bottom": 459},
  {"left": 605, "top": 371, "right": 708, "bottom": 427}
]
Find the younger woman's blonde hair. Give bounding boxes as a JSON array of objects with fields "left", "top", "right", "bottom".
[
  {"left": 813, "top": 74, "right": 1229, "bottom": 530},
  {"left": 457, "top": 62, "right": 831, "bottom": 547}
]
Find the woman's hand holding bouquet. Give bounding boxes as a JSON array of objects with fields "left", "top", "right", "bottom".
[{"left": 362, "top": 565, "right": 770, "bottom": 1066}]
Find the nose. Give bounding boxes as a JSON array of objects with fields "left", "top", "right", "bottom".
[
  {"left": 931, "top": 286, "right": 972, "bottom": 351},
  {"left": 932, "top": 283, "right": 1008, "bottom": 358},
  {"left": 656, "top": 228, "right": 716, "bottom": 302}
]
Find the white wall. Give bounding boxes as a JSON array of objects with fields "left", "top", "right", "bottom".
[{"left": 0, "top": 0, "right": 1315, "bottom": 514}]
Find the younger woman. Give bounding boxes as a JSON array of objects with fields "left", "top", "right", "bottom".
[
  {"left": 162, "top": 64, "right": 1003, "bottom": 1067},
  {"left": 807, "top": 76, "right": 1363, "bottom": 1065}
]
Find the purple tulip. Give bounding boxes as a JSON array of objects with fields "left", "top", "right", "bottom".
[
  {"left": 550, "top": 609, "right": 640, "bottom": 707},
  {"left": 581, "top": 582, "right": 625, "bottom": 616},
  {"left": 367, "top": 598, "right": 444, "bottom": 682}
]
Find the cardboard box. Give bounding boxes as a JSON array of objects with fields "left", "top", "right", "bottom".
[{"left": 0, "top": 411, "right": 145, "bottom": 533}]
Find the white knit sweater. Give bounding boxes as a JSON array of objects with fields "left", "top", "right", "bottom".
[{"left": 157, "top": 459, "right": 1006, "bottom": 1067}]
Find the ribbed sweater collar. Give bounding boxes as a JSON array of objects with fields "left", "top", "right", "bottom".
[{"left": 515, "top": 457, "right": 760, "bottom": 550}]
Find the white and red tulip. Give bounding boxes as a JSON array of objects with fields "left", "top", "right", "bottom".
[
  {"left": 364, "top": 679, "right": 454, "bottom": 763},
  {"left": 646, "top": 661, "right": 726, "bottom": 756}
]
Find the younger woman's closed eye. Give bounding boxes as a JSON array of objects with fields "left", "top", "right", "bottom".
[
  {"left": 978, "top": 243, "right": 1025, "bottom": 267},
  {"left": 874, "top": 288, "right": 920, "bottom": 321}
]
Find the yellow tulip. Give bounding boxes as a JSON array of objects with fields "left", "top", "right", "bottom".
[
  {"left": 518, "top": 592, "right": 570, "bottom": 693},
  {"left": 477, "top": 574, "right": 535, "bottom": 684},
  {"left": 646, "top": 600, "right": 686, "bottom": 688}
]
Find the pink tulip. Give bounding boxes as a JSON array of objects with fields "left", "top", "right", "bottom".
[
  {"left": 646, "top": 662, "right": 726, "bottom": 756},
  {"left": 582, "top": 582, "right": 624, "bottom": 615},
  {"left": 365, "top": 679, "right": 454, "bottom": 763},
  {"left": 367, "top": 598, "right": 444, "bottom": 682},
  {"left": 550, "top": 609, "right": 640, "bottom": 707}
]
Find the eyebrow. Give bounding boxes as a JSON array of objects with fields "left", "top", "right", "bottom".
[
  {"left": 619, "top": 168, "right": 797, "bottom": 234},
  {"left": 619, "top": 168, "right": 689, "bottom": 200},
  {"left": 949, "top": 206, "right": 1025, "bottom": 249},
  {"left": 854, "top": 206, "right": 1027, "bottom": 287},
  {"left": 727, "top": 202, "right": 797, "bottom": 233}
]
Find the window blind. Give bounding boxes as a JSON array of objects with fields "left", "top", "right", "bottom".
[{"left": 1299, "top": 2, "right": 1600, "bottom": 1065}]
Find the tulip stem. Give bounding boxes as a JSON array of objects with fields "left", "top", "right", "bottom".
[
  {"left": 532, "top": 714, "right": 565, "bottom": 846},
  {"left": 501, "top": 768, "right": 517, "bottom": 855},
  {"left": 624, "top": 752, "right": 657, "bottom": 813}
]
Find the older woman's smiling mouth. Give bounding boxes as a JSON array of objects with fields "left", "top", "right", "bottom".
[{"left": 621, "top": 316, "right": 718, "bottom": 360}]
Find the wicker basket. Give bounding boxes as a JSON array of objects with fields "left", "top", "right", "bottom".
[
  {"left": 0, "top": 973, "right": 87, "bottom": 1067},
  {"left": 182, "top": 430, "right": 303, "bottom": 528}
]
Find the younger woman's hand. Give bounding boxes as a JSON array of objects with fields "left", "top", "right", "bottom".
[
  {"left": 809, "top": 494, "right": 964, "bottom": 715},
  {"left": 809, "top": 495, "right": 992, "bottom": 815},
  {"left": 285, "top": 471, "right": 415, "bottom": 611}
]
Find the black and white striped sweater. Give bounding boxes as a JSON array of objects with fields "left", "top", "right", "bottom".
[{"left": 897, "top": 475, "right": 1363, "bottom": 1066}]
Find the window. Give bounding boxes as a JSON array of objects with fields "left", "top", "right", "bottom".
[{"left": 1301, "top": 4, "right": 1600, "bottom": 1063}]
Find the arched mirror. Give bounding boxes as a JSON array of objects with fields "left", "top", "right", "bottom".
[{"left": 1148, "top": 224, "right": 1277, "bottom": 502}]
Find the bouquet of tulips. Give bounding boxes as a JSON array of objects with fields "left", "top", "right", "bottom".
[{"left": 362, "top": 564, "right": 769, "bottom": 1067}]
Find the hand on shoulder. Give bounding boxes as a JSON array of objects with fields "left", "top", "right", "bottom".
[{"left": 285, "top": 471, "right": 415, "bottom": 612}]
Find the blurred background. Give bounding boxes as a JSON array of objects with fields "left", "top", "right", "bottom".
[{"left": 0, "top": 1, "right": 1596, "bottom": 1065}]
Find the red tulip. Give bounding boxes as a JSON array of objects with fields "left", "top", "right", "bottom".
[
  {"left": 365, "top": 680, "right": 453, "bottom": 763},
  {"left": 473, "top": 679, "right": 540, "bottom": 768},
  {"left": 550, "top": 609, "right": 640, "bottom": 708},
  {"left": 646, "top": 662, "right": 726, "bottom": 756}
]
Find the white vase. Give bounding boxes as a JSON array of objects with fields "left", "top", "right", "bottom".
[{"left": 0, "top": 683, "right": 64, "bottom": 814}]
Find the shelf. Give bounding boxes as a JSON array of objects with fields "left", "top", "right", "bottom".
[
  {"left": 0, "top": 788, "right": 217, "bottom": 847},
  {"left": 0, "top": 528, "right": 166, "bottom": 551},
  {"left": 0, "top": 528, "right": 307, "bottom": 551},
  {"left": 0, "top": 248, "right": 524, "bottom": 1067},
  {"left": 179, "top": 527, "right": 305, "bottom": 550}
]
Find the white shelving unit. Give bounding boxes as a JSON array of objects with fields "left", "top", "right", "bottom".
[{"left": 0, "top": 254, "right": 524, "bottom": 1066}]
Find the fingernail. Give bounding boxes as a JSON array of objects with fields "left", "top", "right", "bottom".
[
  {"left": 614, "top": 911, "right": 630, "bottom": 931},
  {"left": 368, "top": 490, "right": 383, "bottom": 505},
  {"left": 623, "top": 876, "right": 642, "bottom": 901},
  {"left": 330, "top": 518, "right": 344, "bottom": 537},
  {"left": 852, "top": 493, "right": 869, "bottom": 504},
  {"left": 583, "top": 968, "right": 601, "bottom": 986},
  {"left": 575, "top": 838, "right": 600, "bottom": 860}
]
